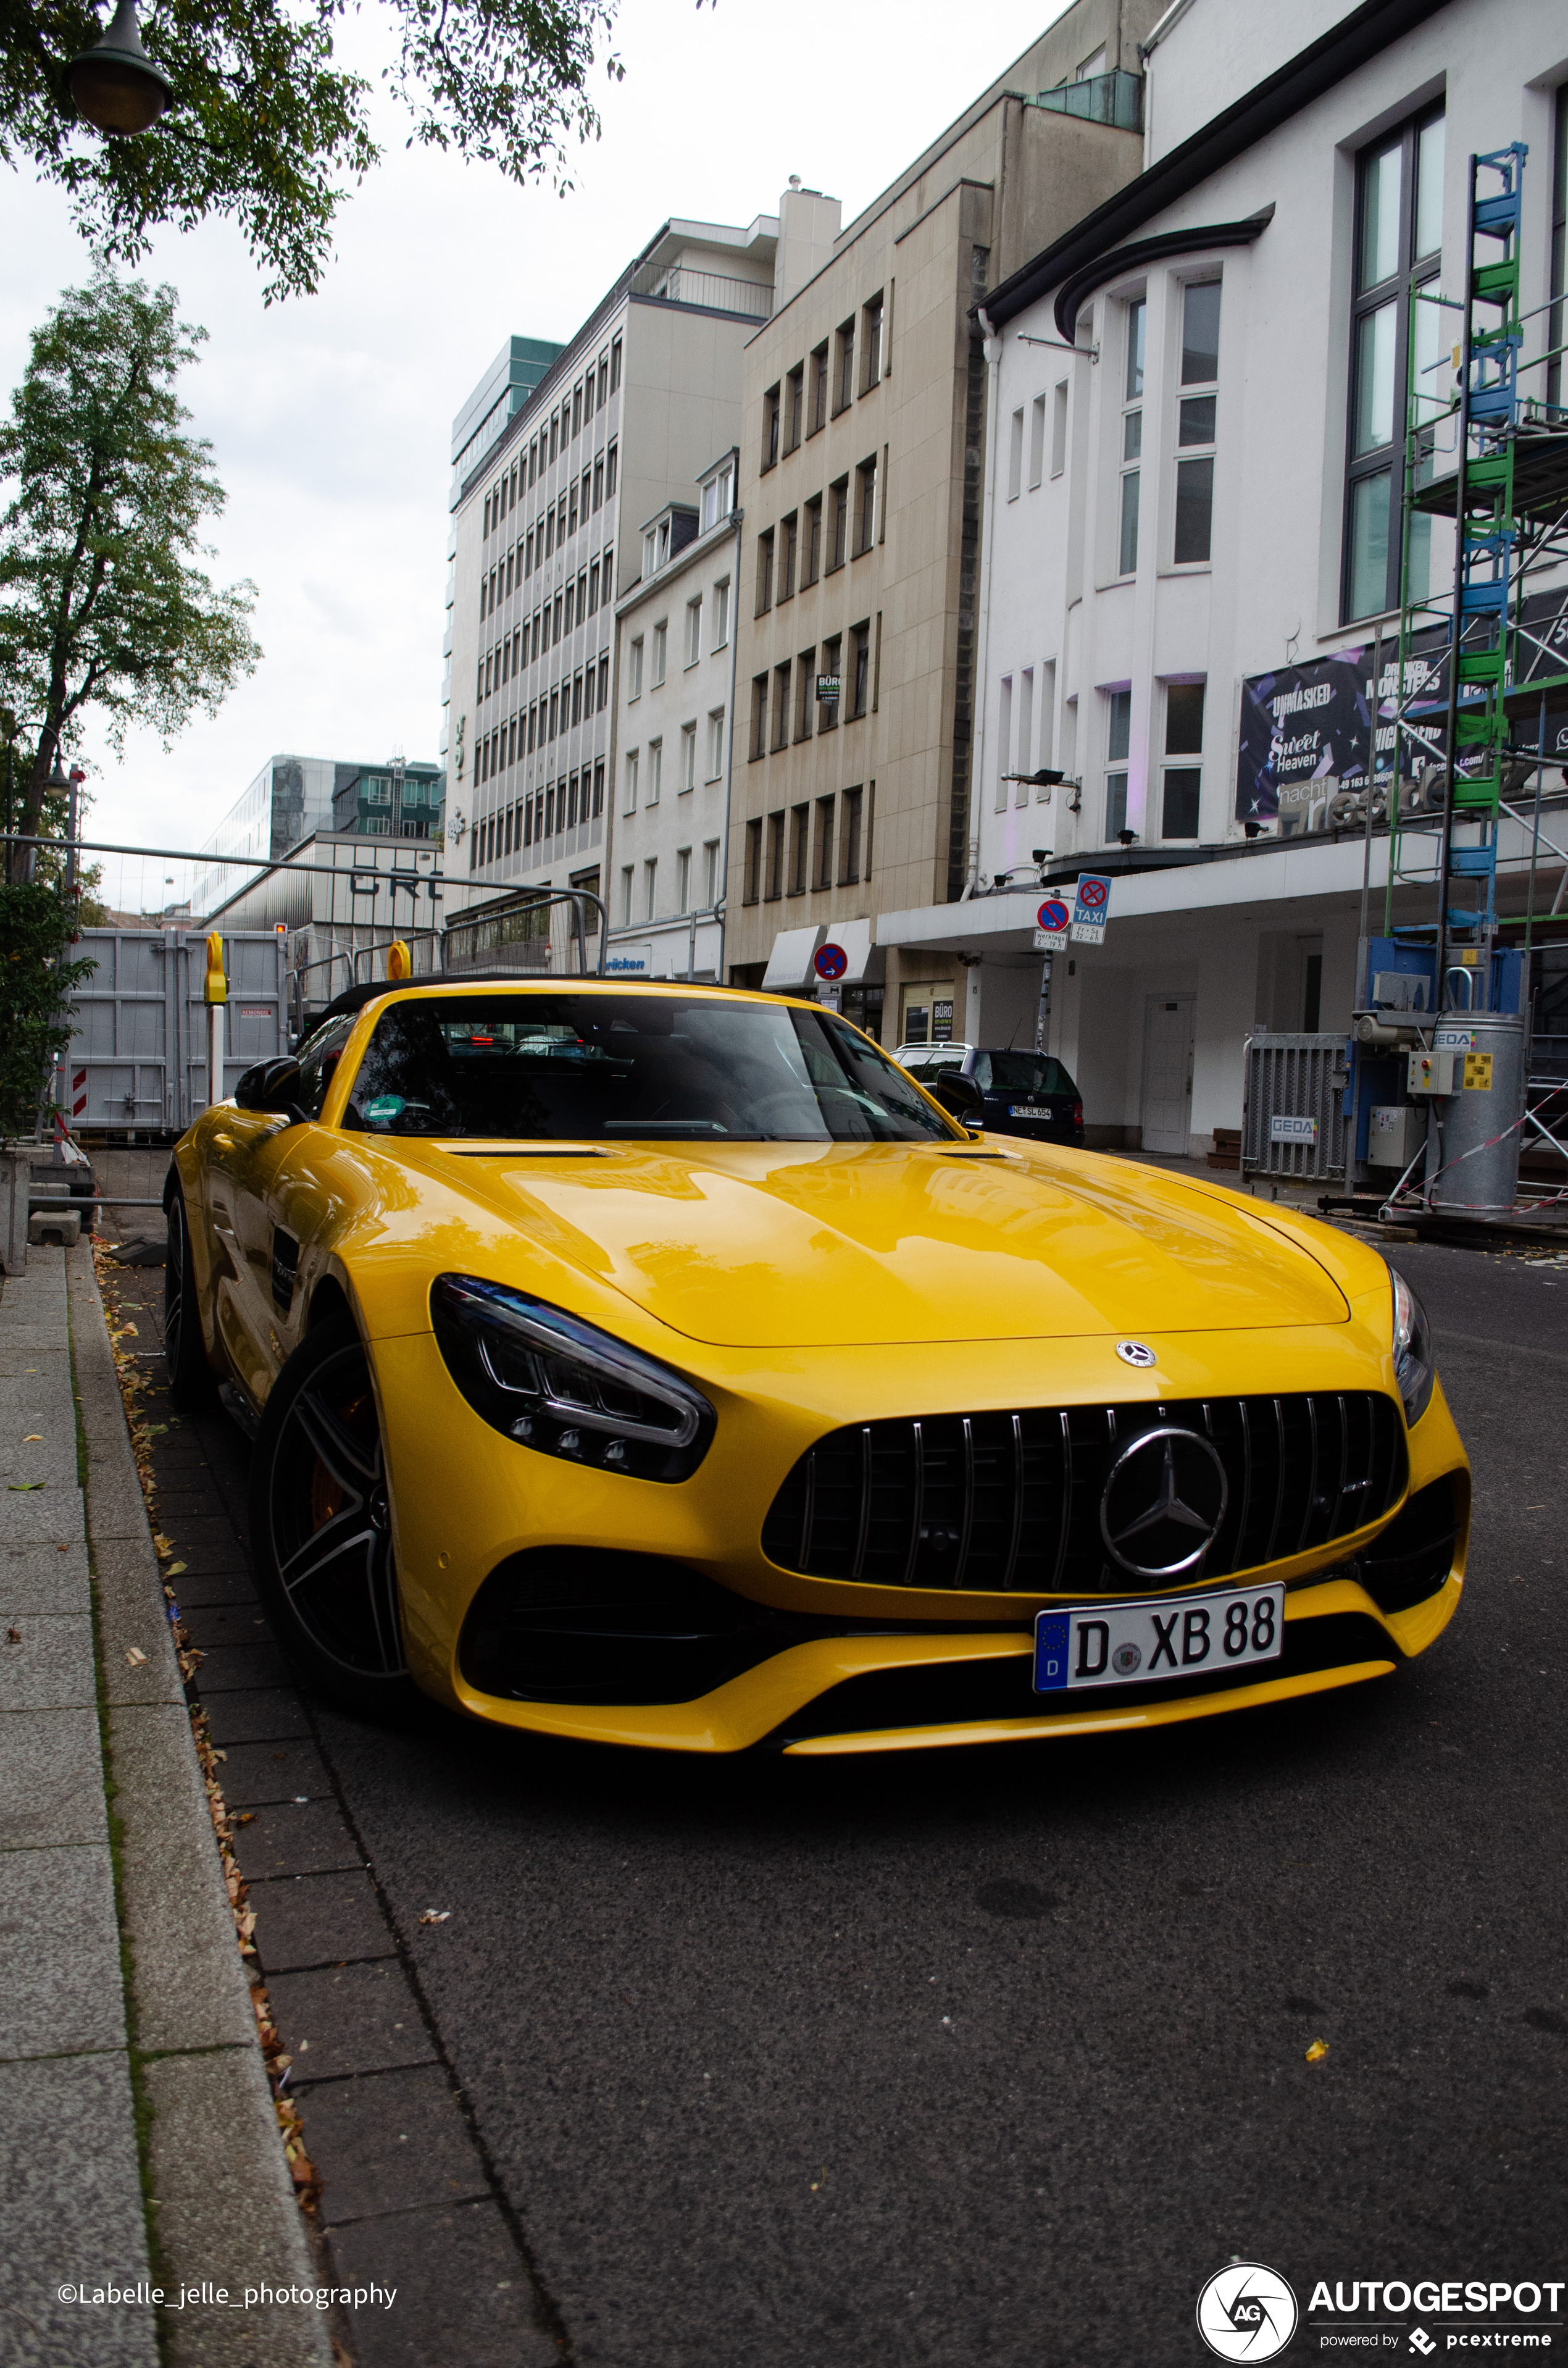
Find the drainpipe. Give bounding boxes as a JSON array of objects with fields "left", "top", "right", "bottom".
[{"left": 962, "top": 306, "right": 1005, "bottom": 900}]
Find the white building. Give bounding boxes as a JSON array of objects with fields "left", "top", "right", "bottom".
[
  {"left": 879, "top": 0, "right": 1568, "bottom": 1155},
  {"left": 606, "top": 451, "right": 741, "bottom": 981},
  {"left": 443, "top": 210, "right": 786, "bottom": 919}
]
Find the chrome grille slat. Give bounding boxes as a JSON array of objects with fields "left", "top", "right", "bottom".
[{"left": 761, "top": 1391, "right": 1408, "bottom": 1594}]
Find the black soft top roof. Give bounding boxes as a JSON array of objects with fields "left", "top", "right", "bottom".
[{"left": 317, "top": 974, "right": 776, "bottom": 1023}]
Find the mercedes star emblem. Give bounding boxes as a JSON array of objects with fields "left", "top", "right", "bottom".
[
  {"left": 1099, "top": 1425, "right": 1229, "bottom": 1578},
  {"left": 1116, "top": 1340, "right": 1157, "bottom": 1368}
]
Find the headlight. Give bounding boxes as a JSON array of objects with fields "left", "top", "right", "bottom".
[
  {"left": 1390, "top": 1268, "right": 1435, "bottom": 1426},
  {"left": 430, "top": 1274, "right": 715, "bottom": 1482}
]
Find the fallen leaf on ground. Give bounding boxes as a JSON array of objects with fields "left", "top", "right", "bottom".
[
  {"left": 125, "top": 1646, "right": 148, "bottom": 1667},
  {"left": 166, "top": 1561, "right": 186, "bottom": 1576},
  {"left": 22, "top": 1434, "right": 41, "bottom": 1442},
  {"left": 6, "top": 1627, "right": 20, "bottom": 1645},
  {"left": 7, "top": 1482, "right": 44, "bottom": 1491},
  {"left": 419, "top": 1909, "right": 451, "bottom": 1925},
  {"left": 1306, "top": 2039, "right": 1329, "bottom": 2062}
]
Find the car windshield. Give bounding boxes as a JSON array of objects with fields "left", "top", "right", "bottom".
[
  {"left": 973, "top": 1052, "right": 1076, "bottom": 1095},
  {"left": 340, "top": 995, "right": 960, "bottom": 1143}
]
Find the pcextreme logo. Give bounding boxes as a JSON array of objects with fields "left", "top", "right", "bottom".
[{"left": 1197, "top": 2263, "right": 1299, "bottom": 2361}]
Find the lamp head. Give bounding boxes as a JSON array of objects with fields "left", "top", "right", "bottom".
[{"left": 67, "top": 0, "right": 173, "bottom": 134}]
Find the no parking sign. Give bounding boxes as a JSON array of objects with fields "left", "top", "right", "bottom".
[
  {"left": 1033, "top": 897, "right": 1070, "bottom": 952},
  {"left": 1070, "top": 872, "right": 1112, "bottom": 946},
  {"left": 814, "top": 942, "right": 848, "bottom": 981}
]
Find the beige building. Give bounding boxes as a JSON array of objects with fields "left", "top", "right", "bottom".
[{"left": 725, "top": 0, "right": 1165, "bottom": 1044}]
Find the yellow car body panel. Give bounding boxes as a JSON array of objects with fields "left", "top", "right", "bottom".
[{"left": 170, "top": 980, "right": 1470, "bottom": 1755}]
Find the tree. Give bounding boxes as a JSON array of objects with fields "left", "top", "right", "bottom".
[
  {"left": 0, "top": 883, "right": 94, "bottom": 1139},
  {"left": 0, "top": 270, "right": 260, "bottom": 884},
  {"left": 2, "top": 0, "right": 622, "bottom": 302}
]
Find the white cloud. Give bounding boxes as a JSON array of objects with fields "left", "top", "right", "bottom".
[{"left": 1, "top": 0, "right": 1065, "bottom": 913}]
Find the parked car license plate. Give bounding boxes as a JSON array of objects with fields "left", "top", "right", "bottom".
[
  {"left": 1009, "top": 1103, "right": 1047, "bottom": 1117},
  {"left": 1033, "top": 1583, "right": 1285, "bottom": 1692}
]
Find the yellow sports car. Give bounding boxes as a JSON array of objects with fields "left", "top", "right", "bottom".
[{"left": 164, "top": 979, "right": 1468, "bottom": 1755}]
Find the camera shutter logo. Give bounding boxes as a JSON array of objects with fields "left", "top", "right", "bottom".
[{"left": 1196, "top": 2264, "right": 1298, "bottom": 2362}]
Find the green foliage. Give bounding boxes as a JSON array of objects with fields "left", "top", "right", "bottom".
[
  {"left": 0, "top": 269, "right": 260, "bottom": 880},
  {"left": 1, "top": 0, "right": 622, "bottom": 302},
  {"left": 0, "top": 882, "right": 94, "bottom": 1140}
]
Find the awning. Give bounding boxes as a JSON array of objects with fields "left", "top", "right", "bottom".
[{"left": 761, "top": 923, "right": 825, "bottom": 992}]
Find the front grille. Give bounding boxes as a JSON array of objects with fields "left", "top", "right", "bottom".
[{"left": 761, "top": 1393, "right": 1407, "bottom": 1594}]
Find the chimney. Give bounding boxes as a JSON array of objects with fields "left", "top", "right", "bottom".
[{"left": 775, "top": 180, "right": 842, "bottom": 309}]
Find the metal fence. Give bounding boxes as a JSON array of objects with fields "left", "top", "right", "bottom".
[
  {"left": 62, "top": 930, "right": 286, "bottom": 1134},
  {"left": 1241, "top": 1032, "right": 1352, "bottom": 1181}
]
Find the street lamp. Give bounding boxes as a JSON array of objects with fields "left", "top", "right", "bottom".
[{"left": 67, "top": 0, "right": 173, "bottom": 135}]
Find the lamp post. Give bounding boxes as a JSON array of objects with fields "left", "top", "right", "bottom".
[
  {"left": 0, "top": 714, "right": 70, "bottom": 885},
  {"left": 67, "top": 0, "right": 173, "bottom": 135}
]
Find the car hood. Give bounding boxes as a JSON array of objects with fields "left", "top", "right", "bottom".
[{"left": 419, "top": 1141, "right": 1348, "bottom": 1349}]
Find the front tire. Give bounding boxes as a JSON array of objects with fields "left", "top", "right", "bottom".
[
  {"left": 249, "top": 1313, "right": 420, "bottom": 1720},
  {"left": 164, "top": 1187, "right": 220, "bottom": 1413}
]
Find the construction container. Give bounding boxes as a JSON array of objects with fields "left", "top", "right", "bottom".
[
  {"left": 62, "top": 930, "right": 286, "bottom": 1134},
  {"left": 1241, "top": 1033, "right": 1352, "bottom": 1181},
  {"left": 1427, "top": 1011, "right": 1526, "bottom": 1213}
]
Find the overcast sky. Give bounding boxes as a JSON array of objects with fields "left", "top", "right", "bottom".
[{"left": 1, "top": 0, "right": 1069, "bottom": 912}]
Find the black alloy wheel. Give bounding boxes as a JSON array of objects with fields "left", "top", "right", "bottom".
[
  {"left": 249, "top": 1313, "right": 419, "bottom": 1718},
  {"left": 164, "top": 1187, "right": 219, "bottom": 1413}
]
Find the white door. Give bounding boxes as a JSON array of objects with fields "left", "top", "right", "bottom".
[{"left": 1141, "top": 995, "right": 1196, "bottom": 1155}]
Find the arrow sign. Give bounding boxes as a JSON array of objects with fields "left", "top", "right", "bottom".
[{"left": 1071, "top": 871, "right": 1113, "bottom": 945}]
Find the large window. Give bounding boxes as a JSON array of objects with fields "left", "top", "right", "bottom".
[
  {"left": 1161, "top": 681, "right": 1204, "bottom": 840},
  {"left": 1105, "top": 687, "right": 1131, "bottom": 839},
  {"left": 1173, "top": 282, "right": 1219, "bottom": 564},
  {"left": 1345, "top": 107, "right": 1445, "bottom": 619},
  {"left": 1119, "top": 299, "right": 1145, "bottom": 575}
]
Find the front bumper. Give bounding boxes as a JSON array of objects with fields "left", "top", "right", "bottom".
[{"left": 370, "top": 1328, "right": 1469, "bottom": 1756}]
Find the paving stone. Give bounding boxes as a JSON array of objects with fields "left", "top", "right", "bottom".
[
  {"left": 110, "top": 1703, "right": 255, "bottom": 2056},
  {"left": 179, "top": 1599, "right": 269, "bottom": 1645},
  {"left": 171, "top": 1567, "right": 261, "bottom": 1608},
  {"left": 251, "top": 1868, "right": 394, "bottom": 1973},
  {"left": 307, "top": 2064, "right": 489, "bottom": 2226},
  {"left": 0, "top": 1538, "right": 92, "bottom": 1615},
  {"left": 161, "top": 1514, "right": 250, "bottom": 1560},
  {"left": 0, "top": 1708, "right": 107, "bottom": 1847},
  {"left": 195, "top": 1639, "right": 294, "bottom": 1693},
  {"left": 0, "top": 2052, "right": 159, "bottom": 2366},
  {"left": 0, "top": 1844, "right": 126, "bottom": 2059},
  {"left": 0, "top": 1480, "right": 85, "bottom": 1546},
  {"left": 327, "top": 2200, "right": 555, "bottom": 2368},
  {"left": 0, "top": 1613, "right": 97, "bottom": 1710},
  {"left": 269, "top": 1959, "right": 435, "bottom": 2084},
  {"left": 220, "top": 1738, "right": 333, "bottom": 1805},
  {"left": 231, "top": 1797, "right": 362, "bottom": 1884},
  {"left": 204, "top": 1686, "right": 314, "bottom": 1747}
]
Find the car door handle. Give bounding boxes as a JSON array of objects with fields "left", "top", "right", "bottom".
[{"left": 212, "top": 1133, "right": 236, "bottom": 1152}]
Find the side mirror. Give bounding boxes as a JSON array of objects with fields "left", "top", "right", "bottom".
[
  {"left": 931, "top": 1069, "right": 985, "bottom": 1124},
  {"left": 234, "top": 1056, "right": 308, "bottom": 1123}
]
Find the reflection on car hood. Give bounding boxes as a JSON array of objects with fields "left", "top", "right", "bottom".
[{"left": 417, "top": 1140, "right": 1348, "bottom": 1348}]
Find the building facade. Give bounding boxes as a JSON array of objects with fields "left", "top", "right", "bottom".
[
  {"left": 330, "top": 760, "right": 444, "bottom": 842},
  {"left": 606, "top": 451, "right": 741, "bottom": 980},
  {"left": 724, "top": 0, "right": 1167, "bottom": 1040},
  {"left": 191, "top": 755, "right": 341, "bottom": 919},
  {"left": 880, "top": 0, "right": 1568, "bottom": 1152},
  {"left": 443, "top": 209, "right": 793, "bottom": 921}
]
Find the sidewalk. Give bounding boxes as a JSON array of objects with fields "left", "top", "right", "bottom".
[{"left": 0, "top": 1242, "right": 331, "bottom": 2368}]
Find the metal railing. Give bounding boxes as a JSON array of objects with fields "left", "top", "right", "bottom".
[{"left": 629, "top": 263, "right": 770, "bottom": 319}]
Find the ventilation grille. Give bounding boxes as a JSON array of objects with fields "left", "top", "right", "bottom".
[{"left": 761, "top": 1394, "right": 1407, "bottom": 1594}]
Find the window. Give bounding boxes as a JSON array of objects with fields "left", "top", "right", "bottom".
[
  {"left": 743, "top": 817, "right": 763, "bottom": 903},
  {"left": 712, "top": 577, "right": 730, "bottom": 649},
  {"left": 1016, "top": 669, "right": 1034, "bottom": 803},
  {"left": 593, "top": 759, "right": 604, "bottom": 819},
  {"left": 1161, "top": 681, "right": 1204, "bottom": 839},
  {"left": 584, "top": 368, "right": 595, "bottom": 425},
  {"left": 751, "top": 674, "right": 768, "bottom": 759},
  {"left": 828, "top": 478, "right": 849, "bottom": 571},
  {"left": 756, "top": 529, "right": 775, "bottom": 615},
  {"left": 606, "top": 440, "right": 618, "bottom": 499},
  {"left": 1549, "top": 84, "right": 1567, "bottom": 416},
  {"left": 624, "top": 749, "right": 638, "bottom": 813},
  {"left": 597, "top": 654, "right": 609, "bottom": 711},
  {"left": 835, "top": 320, "right": 854, "bottom": 414},
  {"left": 652, "top": 621, "right": 667, "bottom": 685},
  {"left": 703, "top": 840, "right": 720, "bottom": 908},
  {"left": 763, "top": 383, "right": 782, "bottom": 471},
  {"left": 850, "top": 622, "right": 870, "bottom": 719},
  {"left": 629, "top": 635, "right": 643, "bottom": 700},
  {"left": 680, "top": 723, "right": 697, "bottom": 793},
  {"left": 786, "top": 364, "right": 804, "bottom": 451},
  {"left": 685, "top": 596, "right": 702, "bottom": 667},
  {"left": 367, "top": 774, "right": 391, "bottom": 804},
  {"left": 620, "top": 864, "right": 635, "bottom": 926},
  {"left": 564, "top": 579, "right": 575, "bottom": 635},
  {"left": 610, "top": 335, "right": 622, "bottom": 393},
  {"left": 854, "top": 458, "right": 877, "bottom": 554},
  {"left": 995, "top": 675, "right": 1014, "bottom": 812},
  {"left": 572, "top": 383, "right": 582, "bottom": 439},
  {"left": 803, "top": 495, "right": 823, "bottom": 587},
  {"left": 707, "top": 708, "right": 725, "bottom": 780},
  {"left": 1008, "top": 407, "right": 1025, "bottom": 501},
  {"left": 1173, "top": 281, "right": 1220, "bottom": 565},
  {"left": 1119, "top": 299, "right": 1145, "bottom": 575},
  {"left": 809, "top": 342, "right": 829, "bottom": 434},
  {"left": 780, "top": 511, "right": 798, "bottom": 600},
  {"left": 1105, "top": 687, "right": 1132, "bottom": 839},
  {"left": 569, "top": 479, "right": 578, "bottom": 537},
  {"left": 588, "top": 558, "right": 600, "bottom": 613},
  {"left": 862, "top": 294, "right": 883, "bottom": 389},
  {"left": 819, "top": 633, "right": 841, "bottom": 730},
  {"left": 677, "top": 847, "right": 691, "bottom": 914},
  {"left": 1028, "top": 394, "right": 1047, "bottom": 489},
  {"left": 644, "top": 858, "right": 657, "bottom": 921},
  {"left": 841, "top": 785, "right": 864, "bottom": 884},
  {"left": 647, "top": 738, "right": 662, "bottom": 806},
  {"left": 772, "top": 661, "right": 792, "bottom": 750},
  {"left": 593, "top": 454, "right": 604, "bottom": 511},
  {"left": 1345, "top": 107, "right": 1445, "bottom": 619},
  {"left": 603, "top": 546, "right": 613, "bottom": 601},
  {"left": 765, "top": 810, "right": 785, "bottom": 898},
  {"left": 794, "top": 649, "right": 815, "bottom": 742},
  {"left": 599, "top": 351, "right": 609, "bottom": 407},
  {"left": 549, "top": 413, "right": 559, "bottom": 464},
  {"left": 788, "top": 803, "right": 809, "bottom": 894},
  {"left": 814, "top": 796, "right": 835, "bottom": 890}
]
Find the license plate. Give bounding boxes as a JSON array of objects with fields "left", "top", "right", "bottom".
[
  {"left": 1009, "top": 1103, "right": 1048, "bottom": 1117},
  {"left": 1033, "top": 1582, "right": 1285, "bottom": 1692}
]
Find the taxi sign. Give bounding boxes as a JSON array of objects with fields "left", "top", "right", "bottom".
[
  {"left": 1071, "top": 872, "right": 1113, "bottom": 946},
  {"left": 1034, "top": 896, "right": 1070, "bottom": 952},
  {"left": 814, "top": 941, "right": 848, "bottom": 981}
]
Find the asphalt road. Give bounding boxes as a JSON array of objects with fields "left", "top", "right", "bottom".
[{"left": 136, "top": 1237, "right": 1568, "bottom": 2367}]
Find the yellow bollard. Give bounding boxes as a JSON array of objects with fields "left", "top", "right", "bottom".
[
  {"left": 386, "top": 940, "right": 412, "bottom": 981},
  {"left": 202, "top": 934, "right": 227, "bottom": 1110},
  {"left": 204, "top": 932, "right": 227, "bottom": 1003}
]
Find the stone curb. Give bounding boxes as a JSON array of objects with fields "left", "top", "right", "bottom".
[{"left": 67, "top": 1247, "right": 333, "bottom": 2368}]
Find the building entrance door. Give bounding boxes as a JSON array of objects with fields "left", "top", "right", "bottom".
[{"left": 1141, "top": 995, "right": 1195, "bottom": 1155}]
